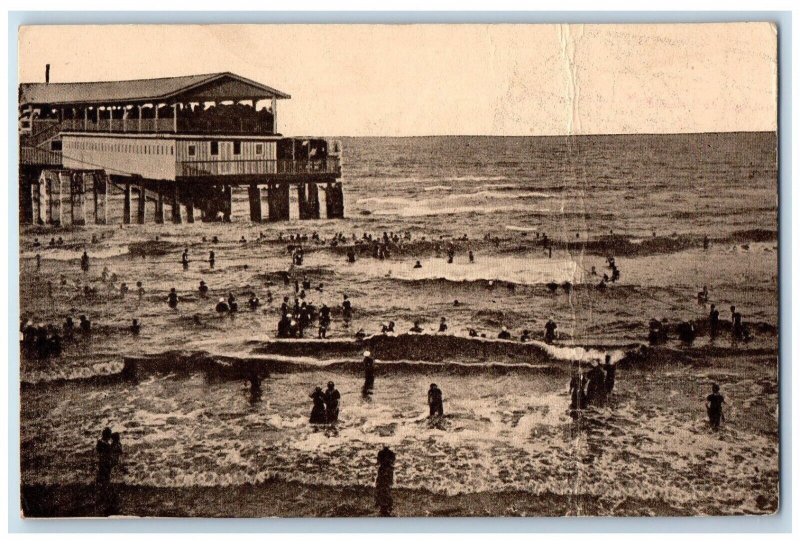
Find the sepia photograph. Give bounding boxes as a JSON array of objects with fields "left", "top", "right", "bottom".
[{"left": 16, "top": 22, "right": 779, "bottom": 519}]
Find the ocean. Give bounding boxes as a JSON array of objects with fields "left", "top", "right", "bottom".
[{"left": 19, "top": 132, "right": 779, "bottom": 516}]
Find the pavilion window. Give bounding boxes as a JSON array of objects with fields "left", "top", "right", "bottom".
[
  {"left": 233, "top": 141, "right": 241, "bottom": 155},
  {"left": 188, "top": 145, "right": 196, "bottom": 157},
  {"left": 255, "top": 143, "right": 263, "bottom": 156},
  {"left": 210, "top": 141, "right": 219, "bottom": 156}
]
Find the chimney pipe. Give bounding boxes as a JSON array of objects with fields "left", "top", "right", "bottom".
[{"left": 45, "top": 64, "right": 50, "bottom": 84}]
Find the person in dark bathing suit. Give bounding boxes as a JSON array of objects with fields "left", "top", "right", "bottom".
[
  {"left": 362, "top": 351, "right": 375, "bottom": 393},
  {"left": 428, "top": 383, "right": 444, "bottom": 417},
  {"left": 324, "top": 381, "right": 341, "bottom": 423},
  {"left": 309, "top": 387, "right": 327, "bottom": 424},
  {"left": 706, "top": 383, "right": 726, "bottom": 430},
  {"left": 375, "top": 446, "right": 396, "bottom": 517}
]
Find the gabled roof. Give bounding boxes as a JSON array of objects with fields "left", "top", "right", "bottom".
[{"left": 19, "top": 72, "right": 291, "bottom": 106}]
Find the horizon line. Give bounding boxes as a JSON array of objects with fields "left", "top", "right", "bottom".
[{"left": 304, "top": 130, "right": 777, "bottom": 138}]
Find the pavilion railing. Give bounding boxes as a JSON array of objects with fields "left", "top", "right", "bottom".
[{"left": 178, "top": 158, "right": 341, "bottom": 178}]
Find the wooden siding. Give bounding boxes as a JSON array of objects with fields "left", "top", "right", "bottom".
[
  {"left": 176, "top": 139, "right": 276, "bottom": 162},
  {"left": 62, "top": 134, "right": 178, "bottom": 180}
]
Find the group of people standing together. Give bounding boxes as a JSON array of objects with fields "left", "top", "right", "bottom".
[{"left": 569, "top": 354, "right": 616, "bottom": 411}]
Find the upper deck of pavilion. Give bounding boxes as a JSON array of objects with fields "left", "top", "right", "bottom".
[{"left": 19, "top": 72, "right": 290, "bottom": 138}]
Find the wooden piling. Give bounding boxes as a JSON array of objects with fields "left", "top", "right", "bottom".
[
  {"left": 222, "top": 185, "right": 232, "bottom": 222},
  {"left": 155, "top": 190, "right": 165, "bottom": 224},
  {"left": 267, "top": 183, "right": 290, "bottom": 221},
  {"left": 93, "top": 172, "right": 107, "bottom": 225},
  {"left": 248, "top": 183, "right": 262, "bottom": 222},
  {"left": 123, "top": 183, "right": 132, "bottom": 225},
  {"left": 50, "top": 174, "right": 63, "bottom": 226},
  {"left": 307, "top": 182, "right": 320, "bottom": 219},
  {"left": 71, "top": 173, "right": 86, "bottom": 225},
  {"left": 135, "top": 185, "right": 145, "bottom": 224},
  {"left": 186, "top": 196, "right": 195, "bottom": 223},
  {"left": 36, "top": 173, "right": 46, "bottom": 225},
  {"left": 171, "top": 184, "right": 182, "bottom": 224}
]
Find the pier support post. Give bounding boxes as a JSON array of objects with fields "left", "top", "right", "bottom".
[
  {"left": 222, "top": 185, "right": 232, "bottom": 222},
  {"left": 123, "top": 183, "right": 132, "bottom": 225},
  {"left": 49, "top": 174, "right": 63, "bottom": 226},
  {"left": 297, "top": 183, "right": 310, "bottom": 219},
  {"left": 171, "top": 185, "right": 182, "bottom": 224},
  {"left": 71, "top": 173, "right": 86, "bottom": 225},
  {"left": 325, "top": 182, "right": 344, "bottom": 219},
  {"left": 186, "top": 196, "right": 195, "bottom": 223},
  {"left": 136, "top": 186, "right": 146, "bottom": 224},
  {"left": 155, "top": 189, "right": 165, "bottom": 224},
  {"left": 36, "top": 173, "right": 46, "bottom": 225},
  {"left": 248, "top": 183, "right": 262, "bottom": 222},
  {"left": 20, "top": 171, "right": 34, "bottom": 224},
  {"left": 307, "top": 183, "right": 320, "bottom": 219},
  {"left": 93, "top": 172, "right": 107, "bottom": 225},
  {"left": 30, "top": 181, "right": 40, "bottom": 224},
  {"left": 267, "top": 183, "right": 290, "bottom": 221}
]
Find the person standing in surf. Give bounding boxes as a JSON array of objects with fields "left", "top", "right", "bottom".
[
  {"left": 362, "top": 351, "right": 375, "bottom": 393},
  {"left": 375, "top": 446, "right": 396, "bottom": 517},
  {"left": 309, "top": 386, "right": 327, "bottom": 424},
  {"left": 428, "top": 383, "right": 444, "bottom": 417},
  {"left": 706, "top": 383, "right": 726, "bottom": 430}
]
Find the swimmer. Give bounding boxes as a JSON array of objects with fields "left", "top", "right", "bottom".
[
  {"left": 208, "top": 250, "right": 215, "bottom": 268},
  {"left": 469, "top": 250, "right": 474, "bottom": 263},
  {"left": 709, "top": 304, "right": 720, "bottom": 338},
  {"left": 342, "top": 295, "right": 352, "bottom": 321},
  {"left": 167, "top": 288, "right": 179, "bottom": 309},
  {"left": 80, "top": 251, "right": 90, "bottom": 273},
  {"left": 546, "top": 281, "right": 559, "bottom": 294},
  {"left": 248, "top": 294, "right": 260, "bottom": 310},
  {"left": 35, "top": 254, "right": 41, "bottom": 271},
  {"left": 409, "top": 321, "right": 423, "bottom": 334},
  {"left": 438, "top": 317, "right": 448, "bottom": 334},
  {"left": 498, "top": 326, "right": 511, "bottom": 340},
  {"left": 130, "top": 319, "right": 141, "bottom": 335},
  {"left": 119, "top": 282, "right": 129, "bottom": 298},
  {"left": 413, "top": 260, "right": 422, "bottom": 269},
  {"left": 215, "top": 297, "right": 230, "bottom": 313},
  {"left": 228, "top": 293, "right": 238, "bottom": 312},
  {"left": 79, "top": 314, "right": 91, "bottom": 333},
  {"left": 428, "top": 383, "right": 444, "bottom": 417},
  {"left": 705, "top": 383, "right": 725, "bottom": 430},
  {"left": 603, "top": 354, "right": 616, "bottom": 394},
  {"left": 136, "top": 281, "right": 145, "bottom": 299},
  {"left": 544, "top": 318, "right": 557, "bottom": 344},
  {"left": 520, "top": 329, "right": 531, "bottom": 342},
  {"left": 697, "top": 285, "right": 709, "bottom": 304},
  {"left": 198, "top": 280, "right": 209, "bottom": 298}
]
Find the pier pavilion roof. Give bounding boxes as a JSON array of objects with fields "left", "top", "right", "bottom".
[{"left": 19, "top": 72, "right": 291, "bottom": 107}]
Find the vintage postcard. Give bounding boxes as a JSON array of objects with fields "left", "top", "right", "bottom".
[{"left": 17, "top": 23, "right": 779, "bottom": 518}]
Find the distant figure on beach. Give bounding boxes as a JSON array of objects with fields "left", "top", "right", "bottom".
[
  {"left": 428, "top": 383, "right": 444, "bottom": 417},
  {"left": 95, "top": 427, "right": 114, "bottom": 514},
  {"left": 706, "top": 383, "right": 726, "bottom": 430},
  {"left": 216, "top": 297, "right": 230, "bottom": 313},
  {"left": 709, "top": 304, "right": 720, "bottom": 338},
  {"left": 324, "top": 381, "right": 341, "bottom": 423},
  {"left": 79, "top": 315, "right": 92, "bottom": 333},
  {"left": 648, "top": 318, "right": 666, "bottom": 345},
  {"left": 309, "top": 386, "right": 327, "bottom": 424},
  {"left": 208, "top": 250, "right": 215, "bottom": 268},
  {"left": 697, "top": 285, "right": 709, "bottom": 304},
  {"left": 546, "top": 281, "right": 558, "bottom": 294},
  {"left": 498, "top": 326, "right": 511, "bottom": 340},
  {"left": 520, "top": 329, "right": 531, "bottom": 343},
  {"left": 544, "top": 319, "right": 557, "bottom": 344},
  {"left": 585, "top": 360, "right": 606, "bottom": 406},
  {"left": 569, "top": 362, "right": 586, "bottom": 410},
  {"left": 110, "top": 432, "right": 123, "bottom": 470},
  {"left": 181, "top": 249, "right": 189, "bottom": 269},
  {"left": 130, "top": 319, "right": 141, "bottom": 335},
  {"left": 80, "top": 251, "right": 90, "bottom": 273},
  {"left": 375, "top": 446, "right": 396, "bottom": 517},
  {"left": 603, "top": 354, "right": 616, "bottom": 394},
  {"left": 469, "top": 250, "right": 475, "bottom": 263},
  {"left": 228, "top": 293, "right": 238, "bottom": 312},
  {"left": 342, "top": 295, "right": 352, "bottom": 322},
  {"left": 438, "top": 317, "right": 448, "bottom": 333},
  {"left": 35, "top": 253, "right": 41, "bottom": 271},
  {"left": 413, "top": 260, "right": 422, "bottom": 269},
  {"left": 703, "top": 235, "right": 710, "bottom": 250},
  {"left": 136, "top": 281, "right": 145, "bottom": 300},
  {"left": 677, "top": 321, "right": 696, "bottom": 345},
  {"left": 347, "top": 248, "right": 356, "bottom": 263},
  {"left": 199, "top": 280, "right": 209, "bottom": 298},
  {"left": 362, "top": 351, "right": 375, "bottom": 393},
  {"left": 409, "top": 321, "right": 424, "bottom": 334},
  {"left": 119, "top": 282, "right": 129, "bottom": 298},
  {"left": 167, "top": 288, "right": 179, "bottom": 309}
]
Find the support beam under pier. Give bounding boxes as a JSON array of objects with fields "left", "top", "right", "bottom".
[
  {"left": 71, "top": 173, "right": 86, "bottom": 225},
  {"left": 137, "top": 186, "right": 146, "bottom": 224},
  {"left": 267, "top": 183, "right": 290, "bottom": 222},
  {"left": 249, "top": 183, "right": 263, "bottom": 222},
  {"left": 171, "top": 185, "right": 182, "bottom": 224},
  {"left": 325, "top": 182, "right": 345, "bottom": 219},
  {"left": 155, "top": 190, "right": 165, "bottom": 224},
  {"left": 123, "top": 183, "right": 132, "bottom": 225},
  {"left": 93, "top": 172, "right": 108, "bottom": 225}
]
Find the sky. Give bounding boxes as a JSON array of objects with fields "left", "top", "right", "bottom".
[{"left": 18, "top": 23, "right": 778, "bottom": 136}]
